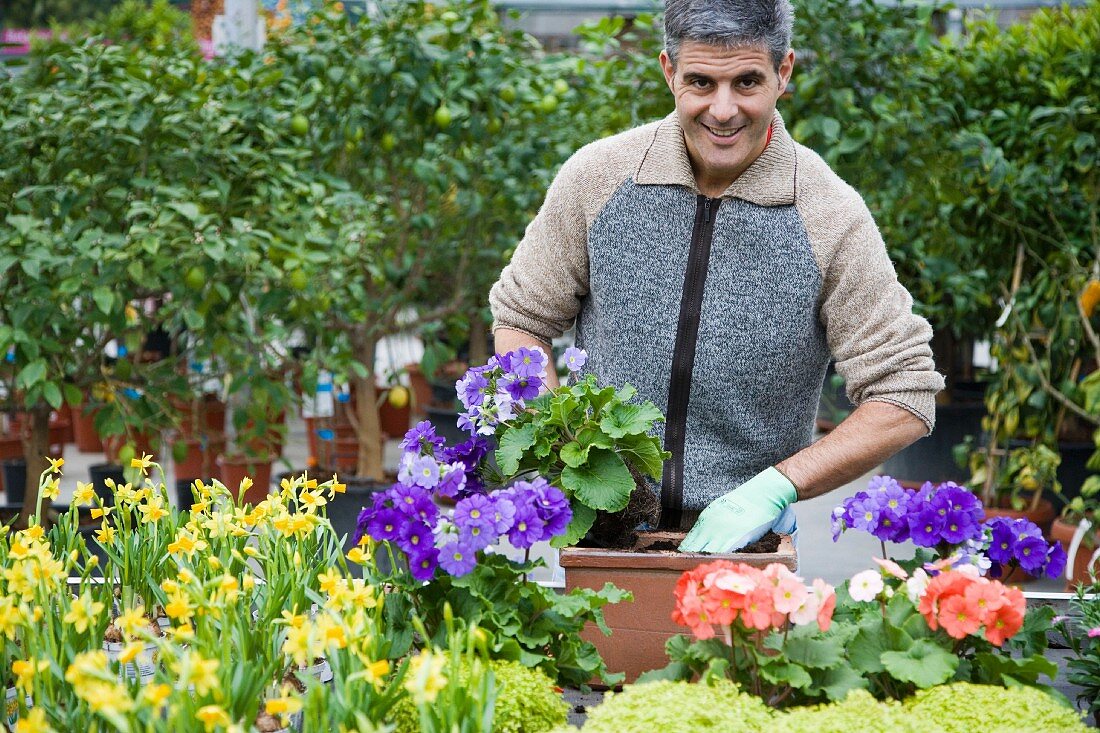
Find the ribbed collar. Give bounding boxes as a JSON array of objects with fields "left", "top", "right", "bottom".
[{"left": 635, "top": 110, "right": 797, "bottom": 206}]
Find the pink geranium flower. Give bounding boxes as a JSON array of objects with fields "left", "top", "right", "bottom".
[{"left": 1088, "top": 627, "right": 1100, "bottom": 638}]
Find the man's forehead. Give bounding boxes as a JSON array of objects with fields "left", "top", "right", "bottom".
[{"left": 675, "top": 41, "right": 773, "bottom": 74}]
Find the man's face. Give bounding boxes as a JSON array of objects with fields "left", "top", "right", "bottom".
[{"left": 660, "top": 42, "right": 794, "bottom": 194}]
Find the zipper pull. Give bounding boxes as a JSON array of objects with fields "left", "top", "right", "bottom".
[{"left": 704, "top": 198, "right": 712, "bottom": 223}]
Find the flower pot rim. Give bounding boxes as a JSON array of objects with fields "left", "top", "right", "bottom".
[{"left": 559, "top": 530, "right": 797, "bottom": 571}]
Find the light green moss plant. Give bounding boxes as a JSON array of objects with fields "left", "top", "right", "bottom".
[
  {"left": 780, "top": 689, "right": 931, "bottom": 733},
  {"left": 904, "top": 682, "right": 1087, "bottom": 733},
  {"left": 579, "top": 680, "right": 774, "bottom": 733},
  {"left": 390, "top": 658, "right": 568, "bottom": 733}
]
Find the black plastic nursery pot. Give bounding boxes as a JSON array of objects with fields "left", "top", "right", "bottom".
[
  {"left": 2, "top": 459, "right": 27, "bottom": 505},
  {"left": 88, "top": 463, "right": 124, "bottom": 506}
]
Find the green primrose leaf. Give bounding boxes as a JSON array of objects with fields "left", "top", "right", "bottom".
[
  {"left": 560, "top": 448, "right": 634, "bottom": 512},
  {"left": 560, "top": 441, "right": 591, "bottom": 468},
  {"left": 881, "top": 638, "right": 959, "bottom": 687},
  {"left": 551, "top": 501, "right": 596, "bottom": 548},
  {"left": 809, "top": 664, "right": 871, "bottom": 701},
  {"left": 600, "top": 402, "right": 664, "bottom": 439},
  {"left": 495, "top": 423, "right": 537, "bottom": 476}
]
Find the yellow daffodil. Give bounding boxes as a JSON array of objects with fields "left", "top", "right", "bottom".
[
  {"left": 282, "top": 622, "right": 314, "bottom": 667},
  {"left": 90, "top": 505, "right": 113, "bottom": 519},
  {"left": 72, "top": 481, "right": 96, "bottom": 505},
  {"left": 177, "top": 568, "right": 197, "bottom": 585},
  {"left": 16, "top": 527, "right": 41, "bottom": 546},
  {"left": 40, "top": 477, "right": 60, "bottom": 501},
  {"left": 317, "top": 568, "right": 341, "bottom": 595},
  {"left": 404, "top": 648, "right": 447, "bottom": 704},
  {"left": 167, "top": 531, "right": 203, "bottom": 557},
  {"left": 63, "top": 592, "right": 105, "bottom": 634},
  {"left": 196, "top": 705, "right": 231, "bottom": 732},
  {"left": 330, "top": 474, "right": 346, "bottom": 494},
  {"left": 115, "top": 605, "right": 147, "bottom": 638},
  {"left": 11, "top": 658, "right": 47, "bottom": 694},
  {"left": 298, "top": 489, "right": 327, "bottom": 512},
  {"left": 346, "top": 546, "right": 368, "bottom": 565},
  {"left": 236, "top": 477, "right": 253, "bottom": 499},
  {"left": 14, "top": 707, "right": 54, "bottom": 733},
  {"left": 164, "top": 593, "right": 194, "bottom": 623},
  {"left": 46, "top": 457, "right": 64, "bottom": 474},
  {"left": 94, "top": 521, "right": 116, "bottom": 545},
  {"left": 316, "top": 615, "right": 348, "bottom": 650},
  {"left": 138, "top": 496, "right": 169, "bottom": 524},
  {"left": 0, "top": 597, "right": 21, "bottom": 638},
  {"left": 169, "top": 622, "right": 195, "bottom": 642},
  {"left": 142, "top": 682, "right": 172, "bottom": 709},
  {"left": 174, "top": 652, "right": 220, "bottom": 697},
  {"left": 362, "top": 658, "right": 391, "bottom": 688},
  {"left": 264, "top": 687, "right": 303, "bottom": 721},
  {"left": 130, "top": 453, "right": 154, "bottom": 474},
  {"left": 118, "top": 641, "right": 144, "bottom": 665}
]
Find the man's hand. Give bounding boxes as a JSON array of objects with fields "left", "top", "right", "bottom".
[{"left": 678, "top": 467, "right": 797, "bottom": 553}]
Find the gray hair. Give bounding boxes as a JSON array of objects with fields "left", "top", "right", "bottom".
[{"left": 664, "top": 0, "right": 794, "bottom": 72}]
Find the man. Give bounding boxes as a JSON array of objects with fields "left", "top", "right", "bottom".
[{"left": 488, "top": 0, "right": 944, "bottom": 553}]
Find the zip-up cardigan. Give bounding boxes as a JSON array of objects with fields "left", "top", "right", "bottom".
[{"left": 489, "top": 111, "right": 944, "bottom": 511}]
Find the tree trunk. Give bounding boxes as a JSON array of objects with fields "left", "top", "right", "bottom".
[
  {"left": 354, "top": 335, "right": 385, "bottom": 481},
  {"left": 18, "top": 405, "right": 51, "bottom": 528},
  {"left": 468, "top": 309, "right": 489, "bottom": 367}
]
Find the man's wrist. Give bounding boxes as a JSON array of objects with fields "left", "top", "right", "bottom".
[{"left": 771, "top": 465, "right": 801, "bottom": 503}]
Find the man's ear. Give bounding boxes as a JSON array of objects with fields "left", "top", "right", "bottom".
[
  {"left": 659, "top": 49, "right": 677, "bottom": 94},
  {"left": 777, "top": 49, "right": 795, "bottom": 91}
]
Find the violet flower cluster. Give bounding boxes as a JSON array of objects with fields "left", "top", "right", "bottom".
[
  {"left": 352, "top": 420, "right": 572, "bottom": 581},
  {"left": 832, "top": 477, "right": 985, "bottom": 547},
  {"left": 833, "top": 475, "right": 1068, "bottom": 580},
  {"left": 455, "top": 345, "right": 587, "bottom": 436},
  {"left": 985, "top": 516, "right": 1067, "bottom": 580}
]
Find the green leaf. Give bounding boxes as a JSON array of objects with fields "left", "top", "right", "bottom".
[
  {"left": 600, "top": 402, "right": 664, "bottom": 439},
  {"left": 63, "top": 383, "right": 83, "bottom": 407},
  {"left": 16, "top": 359, "right": 47, "bottom": 390},
  {"left": 848, "top": 619, "right": 889, "bottom": 673},
  {"left": 551, "top": 501, "right": 596, "bottom": 548},
  {"left": 560, "top": 441, "right": 591, "bottom": 468},
  {"left": 495, "top": 423, "right": 537, "bottom": 476},
  {"left": 810, "top": 664, "right": 871, "bottom": 701},
  {"left": 42, "top": 381, "right": 63, "bottom": 410},
  {"left": 92, "top": 286, "right": 115, "bottom": 315},
  {"left": 758, "top": 659, "right": 813, "bottom": 689},
  {"left": 777, "top": 623, "right": 849, "bottom": 668},
  {"left": 560, "top": 448, "right": 634, "bottom": 512},
  {"left": 618, "top": 434, "right": 666, "bottom": 480},
  {"left": 881, "top": 639, "right": 959, "bottom": 687}
]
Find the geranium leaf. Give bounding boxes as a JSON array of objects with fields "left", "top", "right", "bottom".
[
  {"left": 560, "top": 448, "right": 633, "bottom": 512},
  {"left": 881, "top": 638, "right": 959, "bottom": 687}
]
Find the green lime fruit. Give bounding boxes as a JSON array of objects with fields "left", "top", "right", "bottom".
[
  {"left": 380, "top": 132, "right": 397, "bottom": 151},
  {"left": 387, "top": 385, "right": 410, "bottom": 410},
  {"left": 486, "top": 118, "right": 502, "bottom": 134},
  {"left": 172, "top": 441, "right": 189, "bottom": 463},
  {"left": 288, "top": 269, "right": 309, "bottom": 291},
  {"left": 498, "top": 85, "right": 517, "bottom": 103},
  {"left": 433, "top": 105, "right": 453, "bottom": 128},
  {"left": 289, "top": 114, "right": 309, "bottom": 136},
  {"left": 440, "top": 10, "right": 459, "bottom": 23},
  {"left": 117, "top": 443, "right": 136, "bottom": 467},
  {"left": 538, "top": 94, "right": 558, "bottom": 113},
  {"left": 184, "top": 266, "right": 205, "bottom": 291},
  {"left": 553, "top": 79, "right": 569, "bottom": 96}
]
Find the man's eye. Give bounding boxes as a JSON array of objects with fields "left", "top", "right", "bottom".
[
  {"left": 690, "top": 79, "right": 710, "bottom": 89},
  {"left": 738, "top": 79, "right": 758, "bottom": 88}
]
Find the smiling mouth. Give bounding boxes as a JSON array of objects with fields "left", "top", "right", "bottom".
[{"left": 702, "top": 123, "right": 745, "bottom": 140}]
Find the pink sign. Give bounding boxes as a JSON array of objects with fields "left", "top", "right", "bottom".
[{"left": 1, "top": 28, "right": 58, "bottom": 55}]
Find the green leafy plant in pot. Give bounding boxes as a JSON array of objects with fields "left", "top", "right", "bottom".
[{"left": 469, "top": 346, "right": 669, "bottom": 549}]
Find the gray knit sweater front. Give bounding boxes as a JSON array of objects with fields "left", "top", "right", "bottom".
[{"left": 490, "top": 112, "right": 944, "bottom": 510}]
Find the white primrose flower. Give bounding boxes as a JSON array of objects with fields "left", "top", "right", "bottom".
[
  {"left": 905, "top": 568, "right": 931, "bottom": 602},
  {"left": 848, "top": 569, "right": 884, "bottom": 602}
]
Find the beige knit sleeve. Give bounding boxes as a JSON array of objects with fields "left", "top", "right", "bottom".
[
  {"left": 800, "top": 165, "right": 944, "bottom": 432},
  {"left": 489, "top": 151, "right": 592, "bottom": 343}
]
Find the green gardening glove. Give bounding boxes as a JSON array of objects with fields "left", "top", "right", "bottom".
[{"left": 678, "top": 467, "right": 798, "bottom": 553}]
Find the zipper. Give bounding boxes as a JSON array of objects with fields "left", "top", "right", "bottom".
[{"left": 661, "top": 195, "right": 720, "bottom": 523}]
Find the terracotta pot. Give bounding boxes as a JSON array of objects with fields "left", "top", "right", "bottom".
[
  {"left": 378, "top": 388, "right": 411, "bottom": 440},
  {"left": 103, "top": 432, "right": 160, "bottom": 463},
  {"left": 405, "top": 362, "right": 433, "bottom": 417},
  {"left": 1051, "top": 517, "right": 1099, "bottom": 590},
  {"left": 561, "top": 530, "right": 798, "bottom": 684},
  {"left": 172, "top": 394, "right": 227, "bottom": 437},
  {"left": 983, "top": 498, "right": 1057, "bottom": 537},
  {"left": 0, "top": 433, "right": 21, "bottom": 461},
  {"left": 71, "top": 405, "right": 104, "bottom": 453},
  {"left": 171, "top": 433, "right": 226, "bottom": 483},
  {"left": 217, "top": 454, "right": 273, "bottom": 505}
]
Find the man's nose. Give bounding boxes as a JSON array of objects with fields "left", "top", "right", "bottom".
[{"left": 709, "top": 87, "right": 739, "bottom": 124}]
